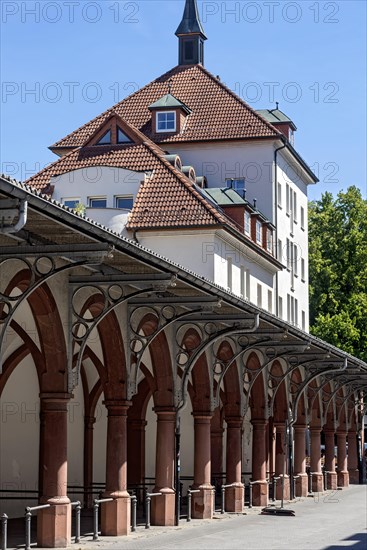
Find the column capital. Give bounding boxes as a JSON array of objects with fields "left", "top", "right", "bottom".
[
  {"left": 85, "top": 415, "right": 96, "bottom": 428},
  {"left": 309, "top": 426, "right": 322, "bottom": 434},
  {"left": 192, "top": 412, "right": 213, "bottom": 421},
  {"left": 39, "top": 392, "right": 72, "bottom": 411},
  {"left": 294, "top": 424, "right": 307, "bottom": 432},
  {"left": 103, "top": 400, "right": 132, "bottom": 415},
  {"left": 225, "top": 417, "right": 243, "bottom": 428},
  {"left": 251, "top": 418, "right": 268, "bottom": 429},
  {"left": 336, "top": 429, "right": 348, "bottom": 437}
]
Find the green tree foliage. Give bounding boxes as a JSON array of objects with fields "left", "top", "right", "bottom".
[{"left": 308, "top": 186, "right": 367, "bottom": 361}]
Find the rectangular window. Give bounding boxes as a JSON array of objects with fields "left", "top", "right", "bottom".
[
  {"left": 257, "top": 284, "right": 262, "bottom": 308},
  {"left": 156, "top": 111, "right": 176, "bottom": 132},
  {"left": 291, "top": 296, "right": 295, "bottom": 324},
  {"left": 115, "top": 196, "right": 134, "bottom": 210},
  {"left": 279, "top": 296, "right": 283, "bottom": 319},
  {"left": 246, "top": 270, "right": 251, "bottom": 300},
  {"left": 293, "top": 243, "right": 298, "bottom": 276},
  {"left": 286, "top": 183, "right": 290, "bottom": 214},
  {"left": 227, "top": 257, "right": 233, "bottom": 292},
  {"left": 256, "top": 220, "right": 262, "bottom": 244},
  {"left": 89, "top": 197, "right": 107, "bottom": 208},
  {"left": 266, "top": 229, "right": 273, "bottom": 254},
  {"left": 244, "top": 210, "right": 251, "bottom": 235},
  {"left": 226, "top": 178, "right": 245, "bottom": 194},
  {"left": 302, "top": 310, "right": 306, "bottom": 331},
  {"left": 240, "top": 266, "right": 245, "bottom": 298},
  {"left": 268, "top": 290, "right": 273, "bottom": 313},
  {"left": 277, "top": 182, "right": 282, "bottom": 207},
  {"left": 62, "top": 198, "right": 80, "bottom": 209},
  {"left": 301, "top": 206, "right": 305, "bottom": 230},
  {"left": 278, "top": 238, "right": 283, "bottom": 262},
  {"left": 287, "top": 294, "right": 291, "bottom": 322},
  {"left": 301, "top": 258, "right": 306, "bottom": 281},
  {"left": 295, "top": 299, "right": 298, "bottom": 326},
  {"left": 293, "top": 191, "right": 297, "bottom": 222},
  {"left": 286, "top": 238, "right": 291, "bottom": 270}
]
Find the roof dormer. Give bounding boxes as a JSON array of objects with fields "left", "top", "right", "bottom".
[
  {"left": 85, "top": 114, "right": 137, "bottom": 147},
  {"left": 256, "top": 104, "right": 297, "bottom": 145},
  {"left": 148, "top": 93, "right": 192, "bottom": 135}
]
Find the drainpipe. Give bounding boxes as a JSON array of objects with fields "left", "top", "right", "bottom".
[
  {"left": 0, "top": 199, "right": 28, "bottom": 234},
  {"left": 274, "top": 140, "right": 286, "bottom": 316}
]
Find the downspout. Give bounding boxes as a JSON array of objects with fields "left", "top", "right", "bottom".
[
  {"left": 274, "top": 140, "right": 286, "bottom": 316},
  {"left": 0, "top": 199, "right": 28, "bottom": 234}
]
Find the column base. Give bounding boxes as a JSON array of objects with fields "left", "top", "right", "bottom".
[
  {"left": 252, "top": 480, "right": 268, "bottom": 507},
  {"left": 337, "top": 471, "right": 349, "bottom": 488},
  {"left": 101, "top": 495, "right": 131, "bottom": 536},
  {"left": 275, "top": 475, "right": 290, "bottom": 501},
  {"left": 348, "top": 469, "right": 359, "bottom": 484},
  {"left": 151, "top": 489, "right": 175, "bottom": 526},
  {"left": 225, "top": 483, "right": 244, "bottom": 513},
  {"left": 37, "top": 503, "right": 71, "bottom": 548},
  {"left": 295, "top": 473, "right": 308, "bottom": 497},
  {"left": 192, "top": 485, "right": 214, "bottom": 519},
  {"left": 311, "top": 472, "right": 324, "bottom": 493},
  {"left": 325, "top": 471, "right": 337, "bottom": 491}
]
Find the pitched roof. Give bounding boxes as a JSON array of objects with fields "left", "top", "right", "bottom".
[
  {"left": 175, "top": 0, "right": 207, "bottom": 38},
  {"left": 50, "top": 64, "right": 280, "bottom": 151},
  {"left": 256, "top": 108, "right": 297, "bottom": 130},
  {"left": 148, "top": 93, "right": 192, "bottom": 114},
  {"left": 25, "top": 118, "right": 229, "bottom": 230}
]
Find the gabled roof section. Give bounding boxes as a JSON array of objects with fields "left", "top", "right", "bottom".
[
  {"left": 50, "top": 64, "right": 280, "bottom": 152},
  {"left": 84, "top": 112, "right": 140, "bottom": 147},
  {"left": 256, "top": 108, "right": 297, "bottom": 131}
]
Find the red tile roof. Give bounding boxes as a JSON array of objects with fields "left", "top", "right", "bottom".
[{"left": 50, "top": 64, "right": 280, "bottom": 151}]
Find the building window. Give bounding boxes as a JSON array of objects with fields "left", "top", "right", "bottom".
[
  {"left": 117, "top": 127, "right": 132, "bottom": 144},
  {"left": 96, "top": 130, "right": 111, "bottom": 145},
  {"left": 302, "top": 310, "right": 306, "bottom": 331},
  {"left": 63, "top": 198, "right": 80, "bottom": 209},
  {"left": 293, "top": 243, "right": 298, "bottom": 276},
  {"left": 89, "top": 197, "right": 107, "bottom": 208},
  {"left": 279, "top": 296, "right": 283, "bottom": 319},
  {"left": 257, "top": 284, "right": 262, "bottom": 307},
  {"left": 286, "top": 183, "right": 290, "bottom": 215},
  {"left": 286, "top": 238, "right": 291, "bottom": 270},
  {"left": 301, "top": 206, "right": 305, "bottom": 230},
  {"left": 227, "top": 257, "right": 233, "bottom": 292},
  {"left": 266, "top": 229, "right": 273, "bottom": 254},
  {"left": 246, "top": 270, "right": 251, "bottom": 300},
  {"left": 240, "top": 266, "right": 245, "bottom": 298},
  {"left": 278, "top": 238, "right": 283, "bottom": 262},
  {"left": 293, "top": 191, "right": 297, "bottom": 222},
  {"left": 295, "top": 299, "right": 298, "bottom": 326},
  {"left": 115, "top": 196, "right": 134, "bottom": 210},
  {"left": 277, "top": 182, "right": 282, "bottom": 207},
  {"left": 244, "top": 210, "right": 251, "bottom": 235},
  {"left": 226, "top": 178, "right": 245, "bottom": 195},
  {"left": 301, "top": 258, "right": 306, "bottom": 281},
  {"left": 268, "top": 290, "right": 273, "bottom": 313},
  {"left": 156, "top": 111, "right": 176, "bottom": 132},
  {"left": 256, "top": 220, "right": 262, "bottom": 244},
  {"left": 287, "top": 294, "right": 291, "bottom": 322}
]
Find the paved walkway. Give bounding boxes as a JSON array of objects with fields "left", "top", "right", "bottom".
[{"left": 5, "top": 485, "right": 367, "bottom": 549}]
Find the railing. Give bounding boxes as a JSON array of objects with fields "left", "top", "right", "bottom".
[
  {"left": 145, "top": 493, "right": 162, "bottom": 529},
  {"left": 272, "top": 476, "right": 280, "bottom": 502},
  {"left": 220, "top": 483, "right": 237, "bottom": 514},
  {"left": 1, "top": 514, "right": 8, "bottom": 550},
  {"left": 186, "top": 489, "right": 200, "bottom": 522},
  {"left": 92, "top": 498, "right": 113, "bottom": 541},
  {"left": 70, "top": 501, "right": 81, "bottom": 543},
  {"left": 25, "top": 504, "right": 51, "bottom": 550}
]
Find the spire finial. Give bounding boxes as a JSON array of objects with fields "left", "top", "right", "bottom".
[
  {"left": 276, "top": 101, "right": 279, "bottom": 110},
  {"left": 175, "top": 0, "right": 207, "bottom": 66}
]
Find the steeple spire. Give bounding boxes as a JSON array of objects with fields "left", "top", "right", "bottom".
[{"left": 175, "top": 0, "right": 207, "bottom": 66}]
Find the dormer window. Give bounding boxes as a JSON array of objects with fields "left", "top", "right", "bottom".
[
  {"left": 96, "top": 130, "right": 111, "bottom": 145},
  {"left": 256, "top": 220, "right": 262, "bottom": 244},
  {"left": 266, "top": 229, "right": 273, "bottom": 253},
  {"left": 156, "top": 111, "right": 176, "bottom": 133},
  {"left": 226, "top": 178, "right": 245, "bottom": 195},
  {"left": 117, "top": 127, "right": 132, "bottom": 144},
  {"left": 244, "top": 210, "right": 251, "bottom": 235}
]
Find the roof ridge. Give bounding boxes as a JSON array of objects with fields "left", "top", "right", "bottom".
[
  {"left": 195, "top": 64, "right": 281, "bottom": 137},
  {"left": 50, "top": 65, "right": 183, "bottom": 150}
]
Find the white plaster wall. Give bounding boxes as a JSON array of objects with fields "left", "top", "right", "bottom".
[
  {"left": 168, "top": 141, "right": 275, "bottom": 220},
  {"left": 0, "top": 356, "right": 39, "bottom": 517},
  {"left": 51, "top": 166, "right": 144, "bottom": 209},
  {"left": 93, "top": 394, "right": 107, "bottom": 484}
]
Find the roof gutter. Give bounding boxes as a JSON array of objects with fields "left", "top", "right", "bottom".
[{"left": 0, "top": 198, "right": 28, "bottom": 234}]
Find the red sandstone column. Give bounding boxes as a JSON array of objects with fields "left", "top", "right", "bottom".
[
  {"left": 151, "top": 409, "right": 175, "bottom": 526},
  {"left": 101, "top": 400, "right": 131, "bottom": 536},
  {"left": 251, "top": 419, "right": 268, "bottom": 506},
  {"left": 274, "top": 424, "right": 290, "bottom": 500},
  {"left": 192, "top": 414, "right": 214, "bottom": 519},
  {"left": 347, "top": 431, "right": 359, "bottom": 484},
  {"left": 225, "top": 418, "right": 244, "bottom": 512},
  {"left": 337, "top": 431, "right": 349, "bottom": 488},
  {"left": 37, "top": 393, "right": 71, "bottom": 548},
  {"left": 310, "top": 427, "right": 324, "bottom": 492},
  {"left": 293, "top": 425, "right": 308, "bottom": 497},
  {"left": 127, "top": 419, "right": 147, "bottom": 486},
  {"left": 324, "top": 430, "right": 337, "bottom": 490},
  {"left": 84, "top": 416, "right": 95, "bottom": 509}
]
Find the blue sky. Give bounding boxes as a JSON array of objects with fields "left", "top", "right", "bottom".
[{"left": 1, "top": 0, "right": 366, "bottom": 200}]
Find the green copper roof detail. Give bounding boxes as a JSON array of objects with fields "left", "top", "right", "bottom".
[
  {"left": 148, "top": 94, "right": 192, "bottom": 114},
  {"left": 175, "top": 0, "right": 207, "bottom": 38}
]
